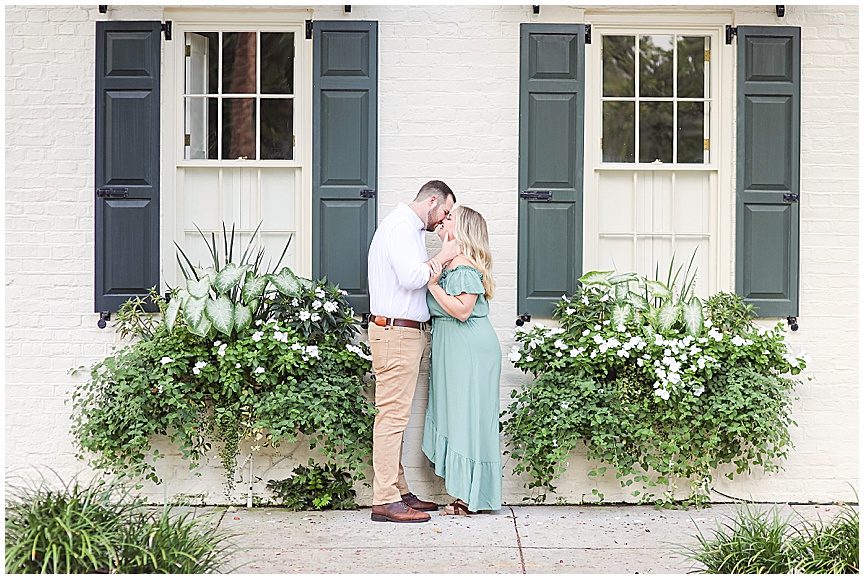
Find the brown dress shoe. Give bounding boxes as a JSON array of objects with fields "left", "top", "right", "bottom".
[
  {"left": 401, "top": 492, "right": 438, "bottom": 511},
  {"left": 371, "top": 500, "right": 431, "bottom": 523}
]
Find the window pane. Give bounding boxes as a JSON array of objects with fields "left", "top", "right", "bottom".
[
  {"left": 222, "top": 98, "right": 256, "bottom": 159},
  {"left": 677, "top": 101, "right": 705, "bottom": 164},
  {"left": 185, "top": 32, "right": 218, "bottom": 94},
  {"left": 678, "top": 36, "right": 706, "bottom": 98},
  {"left": 261, "top": 32, "right": 295, "bottom": 94},
  {"left": 223, "top": 32, "right": 257, "bottom": 94},
  {"left": 603, "top": 101, "right": 635, "bottom": 163},
  {"left": 639, "top": 101, "right": 673, "bottom": 163},
  {"left": 639, "top": 35, "right": 674, "bottom": 97},
  {"left": 603, "top": 36, "right": 635, "bottom": 97},
  {"left": 184, "top": 97, "right": 218, "bottom": 159},
  {"left": 261, "top": 99, "right": 294, "bottom": 160}
]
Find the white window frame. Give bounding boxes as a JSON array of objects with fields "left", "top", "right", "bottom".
[
  {"left": 161, "top": 8, "right": 313, "bottom": 292},
  {"left": 583, "top": 12, "right": 734, "bottom": 293}
]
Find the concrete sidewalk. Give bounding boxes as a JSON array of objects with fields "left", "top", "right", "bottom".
[{"left": 199, "top": 503, "right": 842, "bottom": 574}]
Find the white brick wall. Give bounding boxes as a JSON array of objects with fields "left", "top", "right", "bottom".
[{"left": 5, "top": 5, "right": 858, "bottom": 505}]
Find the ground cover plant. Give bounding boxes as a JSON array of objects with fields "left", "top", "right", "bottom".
[
  {"left": 686, "top": 502, "right": 859, "bottom": 573},
  {"left": 71, "top": 225, "right": 375, "bottom": 496},
  {"left": 265, "top": 461, "right": 358, "bottom": 510},
  {"left": 4, "top": 473, "right": 234, "bottom": 574},
  {"left": 502, "top": 262, "right": 810, "bottom": 506}
]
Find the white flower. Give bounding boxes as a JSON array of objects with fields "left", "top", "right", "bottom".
[
  {"left": 160, "top": 356, "right": 173, "bottom": 365},
  {"left": 693, "top": 385, "right": 705, "bottom": 397},
  {"left": 582, "top": 329, "right": 590, "bottom": 337},
  {"left": 616, "top": 324, "right": 626, "bottom": 332},
  {"left": 291, "top": 343, "right": 303, "bottom": 351},
  {"left": 581, "top": 296, "right": 589, "bottom": 305},
  {"left": 235, "top": 363, "right": 242, "bottom": 368},
  {"left": 214, "top": 340, "right": 222, "bottom": 346},
  {"left": 323, "top": 301, "right": 339, "bottom": 313},
  {"left": 217, "top": 344, "right": 227, "bottom": 357},
  {"left": 617, "top": 349, "right": 629, "bottom": 358},
  {"left": 569, "top": 348, "right": 580, "bottom": 357},
  {"left": 193, "top": 367, "right": 201, "bottom": 375},
  {"left": 254, "top": 366, "right": 265, "bottom": 374},
  {"left": 299, "top": 311, "right": 311, "bottom": 321},
  {"left": 291, "top": 298, "right": 300, "bottom": 307},
  {"left": 252, "top": 331, "right": 264, "bottom": 342},
  {"left": 599, "top": 293, "right": 609, "bottom": 302},
  {"left": 637, "top": 358, "right": 644, "bottom": 367},
  {"left": 194, "top": 361, "right": 207, "bottom": 369},
  {"left": 593, "top": 324, "right": 601, "bottom": 331},
  {"left": 731, "top": 335, "right": 747, "bottom": 347},
  {"left": 704, "top": 319, "right": 713, "bottom": 328},
  {"left": 565, "top": 308, "right": 575, "bottom": 315},
  {"left": 310, "top": 313, "right": 321, "bottom": 322},
  {"left": 315, "top": 287, "right": 326, "bottom": 298},
  {"left": 708, "top": 329, "right": 724, "bottom": 342},
  {"left": 508, "top": 350, "right": 522, "bottom": 363},
  {"left": 525, "top": 356, "right": 534, "bottom": 362},
  {"left": 554, "top": 339, "right": 567, "bottom": 350},
  {"left": 255, "top": 320, "right": 263, "bottom": 326},
  {"left": 306, "top": 345, "right": 320, "bottom": 358},
  {"left": 340, "top": 289, "right": 348, "bottom": 295},
  {"left": 311, "top": 300, "right": 322, "bottom": 309},
  {"left": 654, "top": 388, "right": 670, "bottom": 400}
]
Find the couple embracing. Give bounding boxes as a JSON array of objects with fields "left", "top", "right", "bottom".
[{"left": 367, "top": 180, "right": 502, "bottom": 523}]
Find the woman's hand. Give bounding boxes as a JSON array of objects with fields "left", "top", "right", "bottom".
[{"left": 427, "top": 259, "right": 443, "bottom": 286}]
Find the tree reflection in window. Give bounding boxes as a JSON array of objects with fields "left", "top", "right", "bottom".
[
  {"left": 602, "top": 34, "right": 709, "bottom": 164},
  {"left": 184, "top": 31, "right": 295, "bottom": 161}
]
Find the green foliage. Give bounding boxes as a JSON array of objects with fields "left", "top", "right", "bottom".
[
  {"left": 4, "top": 474, "right": 234, "bottom": 574},
  {"left": 71, "top": 226, "right": 374, "bottom": 497},
  {"left": 502, "top": 266, "right": 808, "bottom": 506},
  {"left": 265, "top": 462, "right": 358, "bottom": 511},
  {"left": 686, "top": 502, "right": 859, "bottom": 574}
]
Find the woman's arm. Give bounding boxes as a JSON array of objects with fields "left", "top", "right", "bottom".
[{"left": 427, "top": 257, "right": 479, "bottom": 322}]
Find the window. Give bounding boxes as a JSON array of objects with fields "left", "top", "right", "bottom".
[
  {"left": 585, "top": 26, "right": 728, "bottom": 298},
  {"left": 184, "top": 31, "right": 295, "bottom": 161},
  {"left": 601, "top": 34, "right": 710, "bottom": 164},
  {"left": 164, "top": 19, "right": 310, "bottom": 290}
]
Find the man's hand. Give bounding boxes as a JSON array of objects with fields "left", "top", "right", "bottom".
[{"left": 433, "top": 232, "right": 460, "bottom": 265}]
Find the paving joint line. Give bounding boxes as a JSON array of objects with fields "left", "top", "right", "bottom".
[{"left": 508, "top": 506, "right": 527, "bottom": 574}]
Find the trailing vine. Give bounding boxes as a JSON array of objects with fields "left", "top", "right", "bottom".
[{"left": 502, "top": 267, "right": 809, "bottom": 507}]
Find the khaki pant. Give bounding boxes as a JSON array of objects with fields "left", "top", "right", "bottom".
[{"left": 368, "top": 323, "right": 428, "bottom": 505}]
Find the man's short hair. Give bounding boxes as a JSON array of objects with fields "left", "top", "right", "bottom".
[{"left": 414, "top": 180, "right": 456, "bottom": 205}]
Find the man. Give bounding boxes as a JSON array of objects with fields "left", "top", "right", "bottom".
[{"left": 367, "top": 180, "right": 460, "bottom": 523}]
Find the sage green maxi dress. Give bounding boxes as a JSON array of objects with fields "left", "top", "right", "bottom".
[{"left": 422, "top": 265, "right": 502, "bottom": 512}]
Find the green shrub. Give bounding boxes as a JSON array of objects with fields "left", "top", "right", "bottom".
[
  {"left": 4, "top": 474, "right": 234, "bottom": 574},
  {"left": 265, "top": 462, "right": 358, "bottom": 510},
  {"left": 686, "top": 502, "right": 859, "bottom": 574},
  {"left": 502, "top": 266, "right": 809, "bottom": 506},
  {"left": 71, "top": 226, "right": 375, "bottom": 496}
]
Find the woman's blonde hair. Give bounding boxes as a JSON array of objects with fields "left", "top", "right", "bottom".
[{"left": 452, "top": 205, "right": 495, "bottom": 300}]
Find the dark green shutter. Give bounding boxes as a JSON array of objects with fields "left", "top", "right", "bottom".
[
  {"left": 517, "top": 24, "right": 586, "bottom": 317},
  {"left": 94, "top": 21, "right": 161, "bottom": 313},
  {"left": 736, "top": 26, "right": 801, "bottom": 318},
  {"left": 312, "top": 21, "right": 377, "bottom": 313}
]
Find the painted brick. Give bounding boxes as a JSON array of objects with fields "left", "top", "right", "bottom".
[{"left": 4, "top": 4, "right": 858, "bottom": 505}]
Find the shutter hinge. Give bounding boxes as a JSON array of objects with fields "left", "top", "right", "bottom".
[
  {"left": 705, "top": 49, "right": 710, "bottom": 62},
  {"left": 306, "top": 20, "right": 313, "bottom": 40},
  {"left": 783, "top": 192, "right": 800, "bottom": 203},
  {"left": 516, "top": 313, "right": 532, "bottom": 327},
  {"left": 520, "top": 190, "right": 553, "bottom": 201},
  {"left": 585, "top": 24, "right": 592, "bottom": 44},
  {"left": 96, "top": 187, "right": 129, "bottom": 198},
  {"left": 185, "top": 44, "right": 191, "bottom": 57},
  {"left": 184, "top": 134, "right": 191, "bottom": 146},
  {"left": 704, "top": 138, "right": 710, "bottom": 151},
  {"left": 360, "top": 189, "right": 377, "bottom": 199},
  {"left": 786, "top": 316, "right": 798, "bottom": 331},
  {"left": 161, "top": 21, "right": 172, "bottom": 41},
  {"left": 725, "top": 24, "right": 737, "bottom": 45}
]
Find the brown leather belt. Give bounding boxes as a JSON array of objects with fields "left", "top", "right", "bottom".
[{"left": 371, "top": 316, "right": 428, "bottom": 331}]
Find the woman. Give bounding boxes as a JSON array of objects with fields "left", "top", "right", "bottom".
[{"left": 422, "top": 205, "right": 502, "bottom": 515}]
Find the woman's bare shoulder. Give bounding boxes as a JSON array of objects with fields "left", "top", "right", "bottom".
[{"left": 447, "top": 255, "right": 478, "bottom": 269}]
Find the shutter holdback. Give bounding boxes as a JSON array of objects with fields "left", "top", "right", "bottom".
[{"left": 97, "top": 311, "right": 111, "bottom": 329}]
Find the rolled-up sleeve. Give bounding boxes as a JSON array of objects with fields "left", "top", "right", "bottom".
[{"left": 387, "top": 222, "right": 430, "bottom": 290}]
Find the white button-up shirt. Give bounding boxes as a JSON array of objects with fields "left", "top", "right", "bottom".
[{"left": 368, "top": 203, "right": 432, "bottom": 322}]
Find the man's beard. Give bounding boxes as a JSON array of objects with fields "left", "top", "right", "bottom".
[{"left": 424, "top": 208, "right": 438, "bottom": 232}]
